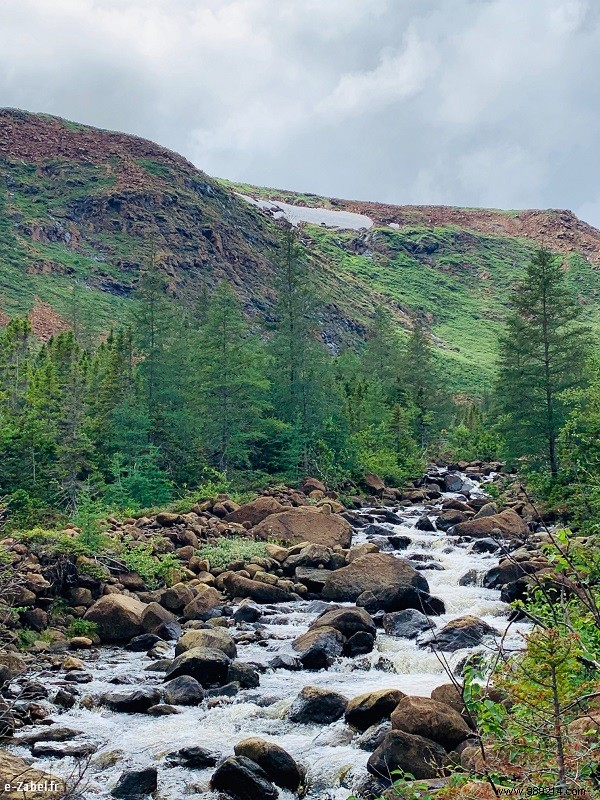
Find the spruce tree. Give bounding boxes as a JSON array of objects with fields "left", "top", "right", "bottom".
[{"left": 497, "top": 249, "right": 590, "bottom": 475}]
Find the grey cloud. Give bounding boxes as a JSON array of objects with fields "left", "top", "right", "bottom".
[{"left": 0, "top": 0, "right": 599, "bottom": 223}]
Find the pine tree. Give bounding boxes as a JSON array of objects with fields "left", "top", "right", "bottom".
[
  {"left": 197, "top": 281, "right": 270, "bottom": 471},
  {"left": 497, "top": 249, "right": 590, "bottom": 475},
  {"left": 401, "top": 318, "right": 439, "bottom": 447}
]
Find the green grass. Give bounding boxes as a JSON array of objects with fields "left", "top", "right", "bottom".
[{"left": 197, "top": 538, "right": 269, "bottom": 570}]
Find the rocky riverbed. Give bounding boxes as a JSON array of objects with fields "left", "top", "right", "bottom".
[{"left": 0, "top": 467, "right": 550, "bottom": 799}]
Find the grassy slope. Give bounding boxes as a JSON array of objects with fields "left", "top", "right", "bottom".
[{"left": 2, "top": 111, "right": 600, "bottom": 393}]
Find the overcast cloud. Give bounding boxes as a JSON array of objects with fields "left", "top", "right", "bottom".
[{"left": 2, "top": 0, "right": 600, "bottom": 224}]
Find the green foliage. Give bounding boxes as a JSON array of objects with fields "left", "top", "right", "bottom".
[
  {"left": 445, "top": 403, "right": 505, "bottom": 462},
  {"left": 496, "top": 249, "right": 591, "bottom": 475},
  {"left": 119, "top": 543, "right": 179, "bottom": 587},
  {"left": 197, "top": 538, "right": 268, "bottom": 570},
  {"left": 66, "top": 619, "right": 98, "bottom": 638}
]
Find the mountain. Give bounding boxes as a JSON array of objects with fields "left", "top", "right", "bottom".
[{"left": 2, "top": 108, "right": 600, "bottom": 391}]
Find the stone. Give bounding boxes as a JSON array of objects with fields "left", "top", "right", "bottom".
[
  {"left": 164, "top": 646, "right": 231, "bottom": 686},
  {"left": 443, "top": 473, "right": 465, "bottom": 493},
  {"left": 223, "top": 573, "right": 295, "bottom": 604},
  {"left": 32, "top": 741, "right": 96, "bottom": 758},
  {"left": 0, "top": 752, "right": 65, "bottom": 799},
  {"left": 345, "top": 631, "right": 375, "bottom": 656},
  {"left": 368, "top": 730, "right": 448, "bottom": 783},
  {"left": 421, "top": 615, "right": 497, "bottom": 652},
  {"left": 211, "top": 756, "right": 278, "bottom": 800},
  {"left": 474, "top": 502, "right": 499, "bottom": 518},
  {"left": 102, "top": 688, "right": 161, "bottom": 713},
  {"left": 391, "top": 695, "right": 471, "bottom": 750},
  {"left": 292, "top": 626, "right": 344, "bottom": 669},
  {"left": 232, "top": 599, "right": 262, "bottom": 623},
  {"left": 161, "top": 582, "right": 196, "bottom": 613},
  {"left": 415, "top": 515, "right": 436, "bottom": 532},
  {"left": 225, "top": 496, "right": 286, "bottom": 526},
  {"left": 166, "top": 746, "right": 219, "bottom": 768},
  {"left": 141, "top": 602, "right": 179, "bottom": 638},
  {"left": 288, "top": 685, "right": 348, "bottom": 724},
  {"left": 83, "top": 595, "right": 146, "bottom": 642},
  {"left": 182, "top": 585, "right": 223, "bottom": 620},
  {"left": 310, "top": 606, "right": 376, "bottom": 639},
  {"left": 147, "top": 704, "right": 180, "bottom": 716},
  {"left": 356, "top": 720, "right": 392, "bottom": 751},
  {"left": 253, "top": 507, "right": 352, "bottom": 549},
  {"left": 234, "top": 737, "right": 304, "bottom": 792},
  {"left": 363, "top": 472, "right": 386, "bottom": 494},
  {"left": 175, "top": 628, "right": 237, "bottom": 658},
  {"left": 111, "top": 767, "right": 158, "bottom": 798},
  {"left": 430, "top": 683, "right": 465, "bottom": 716},
  {"left": 163, "top": 675, "right": 205, "bottom": 705},
  {"left": 435, "top": 510, "right": 468, "bottom": 531},
  {"left": 383, "top": 609, "right": 432, "bottom": 639},
  {"left": 125, "top": 634, "right": 161, "bottom": 652},
  {"left": 321, "top": 554, "right": 428, "bottom": 603},
  {"left": 451, "top": 509, "right": 529, "bottom": 539},
  {"left": 286, "top": 543, "right": 333, "bottom": 569},
  {"left": 345, "top": 688, "right": 405, "bottom": 731},
  {"left": 228, "top": 661, "right": 260, "bottom": 689}
]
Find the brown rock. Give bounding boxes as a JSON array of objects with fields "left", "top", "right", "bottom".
[
  {"left": 83, "top": 594, "right": 146, "bottom": 642},
  {"left": 321, "top": 553, "right": 427, "bottom": 603},
  {"left": 182, "top": 585, "right": 223, "bottom": 620},
  {"left": 451, "top": 509, "right": 529, "bottom": 539},
  {"left": 0, "top": 752, "right": 65, "bottom": 799},
  {"left": 226, "top": 497, "right": 286, "bottom": 527},
  {"left": 253, "top": 507, "right": 352, "bottom": 549},
  {"left": 391, "top": 696, "right": 471, "bottom": 750},
  {"left": 345, "top": 689, "right": 406, "bottom": 731},
  {"left": 175, "top": 629, "right": 237, "bottom": 659},
  {"left": 368, "top": 730, "right": 448, "bottom": 782}
]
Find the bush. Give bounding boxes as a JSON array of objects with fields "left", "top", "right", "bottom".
[
  {"left": 197, "top": 538, "right": 268, "bottom": 570},
  {"left": 66, "top": 619, "right": 98, "bottom": 638}
]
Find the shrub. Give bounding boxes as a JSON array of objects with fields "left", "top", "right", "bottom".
[{"left": 197, "top": 538, "right": 268, "bottom": 570}]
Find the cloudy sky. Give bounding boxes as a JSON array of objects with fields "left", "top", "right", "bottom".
[{"left": 2, "top": 0, "right": 600, "bottom": 223}]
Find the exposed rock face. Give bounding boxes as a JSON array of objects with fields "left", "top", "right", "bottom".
[
  {"left": 211, "top": 756, "right": 279, "bottom": 800},
  {"left": 451, "top": 509, "right": 529, "bottom": 539},
  {"left": 345, "top": 689, "right": 405, "bottom": 731},
  {"left": 234, "top": 737, "right": 304, "bottom": 792},
  {"left": 391, "top": 696, "right": 471, "bottom": 750},
  {"left": 368, "top": 730, "right": 448, "bottom": 782},
  {"left": 288, "top": 686, "right": 348, "bottom": 724},
  {"left": 83, "top": 595, "right": 146, "bottom": 642},
  {"left": 321, "top": 553, "right": 428, "bottom": 603},
  {"left": 225, "top": 496, "right": 286, "bottom": 526},
  {"left": 253, "top": 507, "right": 352, "bottom": 549}
]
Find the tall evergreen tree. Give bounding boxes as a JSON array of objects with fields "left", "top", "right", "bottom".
[
  {"left": 497, "top": 249, "right": 590, "bottom": 475},
  {"left": 197, "top": 282, "right": 270, "bottom": 471}
]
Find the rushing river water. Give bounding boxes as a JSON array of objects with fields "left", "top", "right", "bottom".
[{"left": 9, "top": 474, "right": 530, "bottom": 799}]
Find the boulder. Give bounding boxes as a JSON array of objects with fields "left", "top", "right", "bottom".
[
  {"left": 211, "top": 756, "right": 278, "bottom": 800},
  {"left": 292, "top": 626, "right": 344, "bottom": 669},
  {"left": 102, "top": 688, "right": 161, "bottom": 713},
  {"left": 301, "top": 477, "right": 326, "bottom": 494},
  {"left": 368, "top": 730, "right": 447, "bottom": 783},
  {"left": 0, "top": 699, "right": 14, "bottom": 737},
  {"left": 253, "top": 507, "right": 352, "bottom": 549},
  {"left": 164, "top": 646, "right": 231, "bottom": 686},
  {"left": 430, "top": 683, "right": 465, "bottom": 716},
  {"left": 321, "top": 554, "right": 427, "bottom": 603},
  {"left": 294, "top": 566, "right": 332, "bottom": 593},
  {"left": 363, "top": 472, "right": 386, "bottom": 494},
  {"left": 226, "top": 496, "right": 286, "bottom": 527},
  {"left": 391, "top": 696, "right": 471, "bottom": 750},
  {"left": 443, "top": 473, "right": 465, "bottom": 493},
  {"left": 451, "top": 509, "right": 529, "bottom": 539},
  {"left": 383, "top": 609, "right": 432, "bottom": 639},
  {"left": 175, "top": 628, "right": 237, "bottom": 659},
  {"left": 163, "top": 676, "right": 205, "bottom": 706},
  {"left": 345, "top": 689, "right": 405, "bottom": 731},
  {"left": 310, "top": 607, "right": 376, "bottom": 639},
  {"left": 166, "top": 746, "right": 219, "bottom": 768},
  {"left": 141, "top": 602, "right": 180, "bottom": 640},
  {"left": 288, "top": 685, "right": 348, "bottom": 724},
  {"left": 285, "top": 543, "right": 333, "bottom": 570},
  {"left": 356, "top": 720, "right": 392, "bottom": 751},
  {"left": 223, "top": 573, "right": 295, "bottom": 604},
  {"left": 83, "top": 594, "right": 146, "bottom": 642},
  {"left": 234, "top": 737, "right": 304, "bottom": 792},
  {"left": 473, "top": 502, "right": 499, "bottom": 519},
  {"left": 161, "top": 582, "right": 196, "bottom": 613},
  {"left": 232, "top": 599, "right": 262, "bottom": 623},
  {"left": 345, "top": 630, "right": 376, "bottom": 656},
  {"left": 182, "top": 585, "right": 223, "bottom": 620},
  {"left": 422, "top": 615, "right": 497, "bottom": 652},
  {"left": 228, "top": 661, "right": 260, "bottom": 689},
  {"left": 435, "top": 510, "right": 468, "bottom": 531},
  {"left": 483, "top": 560, "right": 540, "bottom": 590},
  {"left": 111, "top": 767, "right": 157, "bottom": 798},
  {"left": 0, "top": 752, "right": 64, "bottom": 799},
  {"left": 415, "top": 515, "right": 436, "bottom": 532}
]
